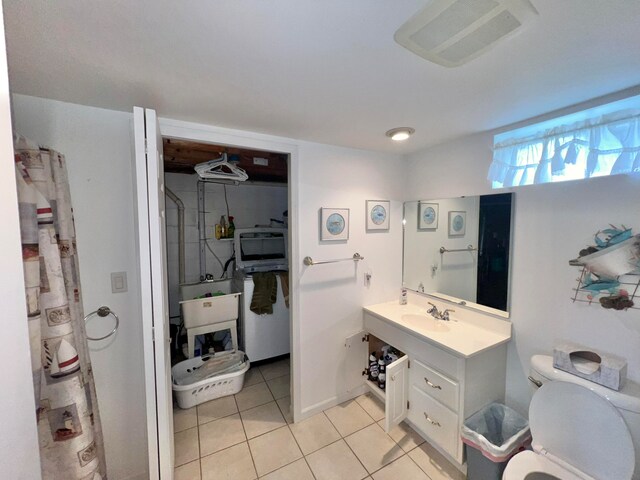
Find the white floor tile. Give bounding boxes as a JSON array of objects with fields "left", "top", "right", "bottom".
[
  {"left": 408, "top": 442, "right": 465, "bottom": 480},
  {"left": 259, "top": 359, "right": 290, "bottom": 381},
  {"left": 174, "top": 406, "right": 198, "bottom": 433},
  {"left": 259, "top": 458, "right": 314, "bottom": 480},
  {"left": 175, "top": 427, "right": 199, "bottom": 467},
  {"left": 345, "top": 423, "right": 404, "bottom": 474},
  {"left": 175, "top": 459, "right": 201, "bottom": 480},
  {"left": 324, "top": 399, "right": 374, "bottom": 437},
  {"left": 289, "top": 412, "right": 341, "bottom": 455},
  {"left": 305, "top": 439, "right": 368, "bottom": 480},
  {"left": 379, "top": 420, "right": 425, "bottom": 453},
  {"left": 244, "top": 367, "right": 266, "bottom": 387},
  {"left": 266, "top": 374, "right": 290, "bottom": 400},
  {"left": 248, "top": 426, "right": 303, "bottom": 477},
  {"left": 197, "top": 395, "right": 238, "bottom": 425},
  {"left": 371, "top": 455, "right": 429, "bottom": 480},
  {"left": 276, "top": 396, "right": 293, "bottom": 424},
  {"left": 236, "top": 382, "right": 275, "bottom": 411},
  {"left": 199, "top": 413, "right": 246, "bottom": 457},
  {"left": 200, "top": 442, "right": 257, "bottom": 480},
  {"left": 355, "top": 393, "right": 385, "bottom": 422},
  {"left": 240, "top": 401, "right": 286, "bottom": 439}
]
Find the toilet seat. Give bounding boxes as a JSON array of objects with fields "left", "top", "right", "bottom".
[
  {"left": 503, "top": 450, "right": 584, "bottom": 480},
  {"left": 503, "top": 381, "right": 635, "bottom": 480}
]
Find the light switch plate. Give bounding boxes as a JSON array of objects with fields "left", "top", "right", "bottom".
[{"left": 111, "top": 272, "right": 128, "bottom": 293}]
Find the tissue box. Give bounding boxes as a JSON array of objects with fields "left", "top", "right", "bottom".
[{"left": 553, "top": 342, "right": 627, "bottom": 391}]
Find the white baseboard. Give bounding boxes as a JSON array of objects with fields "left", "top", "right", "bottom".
[{"left": 299, "top": 385, "right": 367, "bottom": 422}]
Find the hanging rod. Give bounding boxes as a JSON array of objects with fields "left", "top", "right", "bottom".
[
  {"left": 303, "top": 253, "right": 364, "bottom": 266},
  {"left": 440, "top": 245, "right": 477, "bottom": 254}
]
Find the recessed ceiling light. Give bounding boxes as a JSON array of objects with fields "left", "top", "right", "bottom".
[{"left": 386, "top": 127, "right": 415, "bottom": 141}]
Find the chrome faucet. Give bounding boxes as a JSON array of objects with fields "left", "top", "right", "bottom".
[
  {"left": 427, "top": 302, "right": 441, "bottom": 319},
  {"left": 427, "top": 302, "right": 455, "bottom": 321}
]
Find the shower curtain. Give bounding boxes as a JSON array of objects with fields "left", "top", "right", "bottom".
[{"left": 15, "top": 135, "right": 107, "bottom": 480}]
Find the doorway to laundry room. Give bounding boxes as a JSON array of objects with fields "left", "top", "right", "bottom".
[{"left": 162, "top": 137, "right": 294, "bottom": 474}]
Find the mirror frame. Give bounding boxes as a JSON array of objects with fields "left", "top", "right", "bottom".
[{"left": 402, "top": 194, "right": 515, "bottom": 318}]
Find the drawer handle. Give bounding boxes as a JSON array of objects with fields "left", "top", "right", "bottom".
[
  {"left": 423, "top": 412, "right": 441, "bottom": 427},
  {"left": 528, "top": 375, "right": 543, "bottom": 388},
  {"left": 424, "top": 377, "right": 442, "bottom": 390}
]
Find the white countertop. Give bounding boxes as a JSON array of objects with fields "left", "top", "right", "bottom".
[{"left": 363, "top": 301, "right": 511, "bottom": 358}]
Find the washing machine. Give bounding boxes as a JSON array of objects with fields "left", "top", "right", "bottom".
[{"left": 232, "top": 228, "right": 290, "bottom": 362}]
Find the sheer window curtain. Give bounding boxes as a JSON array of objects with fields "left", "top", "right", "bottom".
[{"left": 489, "top": 108, "right": 640, "bottom": 188}]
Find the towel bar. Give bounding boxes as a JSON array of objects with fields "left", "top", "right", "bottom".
[
  {"left": 303, "top": 253, "right": 364, "bottom": 266},
  {"left": 439, "top": 245, "right": 476, "bottom": 254}
]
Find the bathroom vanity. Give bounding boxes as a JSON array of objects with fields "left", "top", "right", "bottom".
[{"left": 351, "top": 294, "right": 511, "bottom": 469}]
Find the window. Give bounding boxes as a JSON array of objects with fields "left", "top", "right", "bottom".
[{"left": 488, "top": 95, "right": 640, "bottom": 188}]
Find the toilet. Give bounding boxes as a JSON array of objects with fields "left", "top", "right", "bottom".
[{"left": 503, "top": 355, "right": 640, "bottom": 480}]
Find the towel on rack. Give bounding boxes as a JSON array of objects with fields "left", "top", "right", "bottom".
[
  {"left": 278, "top": 272, "right": 290, "bottom": 308},
  {"left": 250, "top": 272, "right": 278, "bottom": 315}
]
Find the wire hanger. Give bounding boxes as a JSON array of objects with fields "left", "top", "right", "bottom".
[{"left": 194, "top": 153, "right": 249, "bottom": 181}]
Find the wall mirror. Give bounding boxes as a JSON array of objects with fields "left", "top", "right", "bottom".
[{"left": 403, "top": 193, "right": 513, "bottom": 317}]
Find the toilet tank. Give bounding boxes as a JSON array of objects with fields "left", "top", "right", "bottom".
[{"left": 529, "top": 354, "right": 640, "bottom": 479}]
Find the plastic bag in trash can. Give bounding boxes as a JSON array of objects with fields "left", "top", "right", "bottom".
[{"left": 461, "top": 403, "right": 531, "bottom": 462}]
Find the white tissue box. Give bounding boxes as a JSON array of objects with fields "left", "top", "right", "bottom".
[{"left": 553, "top": 342, "right": 627, "bottom": 391}]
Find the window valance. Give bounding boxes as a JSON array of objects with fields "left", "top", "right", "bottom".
[{"left": 489, "top": 96, "right": 640, "bottom": 188}]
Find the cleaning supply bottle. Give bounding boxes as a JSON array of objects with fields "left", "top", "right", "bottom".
[
  {"left": 219, "top": 215, "right": 227, "bottom": 238},
  {"left": 399, "top": 287, "right": 408, "bottom": 305},
  {"left": 227, "top": 216, "right": 235, "bottom": 239},
  {"left": 368, "top": 353, "right": 379, "bottom": 382},
  {"left": 378, "top": 356, "right": 386, "bottom": 390}
]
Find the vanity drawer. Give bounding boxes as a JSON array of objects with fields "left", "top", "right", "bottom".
[
  {"left": 411, "top": 359, "right": 459, "bottom": 412},
  {"left": 409, "top": 385, "right": 459, "bottom": 459}
]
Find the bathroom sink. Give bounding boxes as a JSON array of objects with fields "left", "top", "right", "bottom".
[{"left": 401, "top": 314, "right": 450, "bottom": 332}]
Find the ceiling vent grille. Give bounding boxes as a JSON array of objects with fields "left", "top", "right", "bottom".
[{"left": 394, "top": 0, "right": 538, "bottom": 67}]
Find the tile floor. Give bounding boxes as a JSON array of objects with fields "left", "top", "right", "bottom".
[{"left": 173, "top": 358, "right": 465, "bottom": 480}]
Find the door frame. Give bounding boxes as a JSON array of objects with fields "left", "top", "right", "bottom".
[{"left": 157, "top": 117, "right": 302, "bottom": 425}]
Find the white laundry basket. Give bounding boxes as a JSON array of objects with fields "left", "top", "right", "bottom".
[{"left": 172, "top": 350, "right": 250, "bottom": 409}]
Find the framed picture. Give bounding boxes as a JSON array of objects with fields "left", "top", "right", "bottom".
[
  {"left": 418, "top": 202, "right": 439, "bottom": 230},
  {"left": 320, "top": 208, "right": 349, "bottom": 241},
  {"left": 366, "top": 200, "right": 390, "bottom": 231},
  {"left": 448, "top": 211, "right": 466, "bottom": 236}
]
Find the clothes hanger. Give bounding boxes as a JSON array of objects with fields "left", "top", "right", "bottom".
[{"left": 194, "top": 153, "right": 249, "bottom": 181}]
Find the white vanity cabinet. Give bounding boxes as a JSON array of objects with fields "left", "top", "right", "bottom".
[{"left": 351, "top": 310, "right": 508, "bottom": 468}]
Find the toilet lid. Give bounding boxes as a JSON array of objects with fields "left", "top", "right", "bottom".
[{"left": 530, "top": 381, "right": 635, "bottom": 480}]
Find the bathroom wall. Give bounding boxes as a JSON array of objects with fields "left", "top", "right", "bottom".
[
  {"left": 164, "top": 173, "right": 288, "bottom": 318},
  {"left": 11, "top": 94, "right": 406, "bottom": 477},
  {"left": 0, "top": 19, "right": 41, "bottom": 477},
  {"left": 403, "top": 196, "right": 480, "bottom": 302},
  {"left": 295, "top": 140, "right": 405, "bottom": 414},
  {"left": 406, "top": 129, "right": 640, "bottom": 416},
  {"left": 12, "top": 94, "right": 148, "bottom": 480}
]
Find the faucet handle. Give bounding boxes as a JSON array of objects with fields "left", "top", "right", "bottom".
[
  {"left": 426, "top": 302, "right": 438, "bottom": 313},
  {"left": 442, "top": 309, "right": 455, "bottom": 321}
]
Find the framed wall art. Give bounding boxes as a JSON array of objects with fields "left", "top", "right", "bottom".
[
  {"left": 366, "top": 200, "right": 390, "bottom": 231},
  {"left": 448, "top": 211, "right": 466, "bottom": 236},
  {"left": 320, "top": 208, "right": 350, "bottom": 241},
  {"left": 418, "top": 202, "right": 439, "bottom": 230}
]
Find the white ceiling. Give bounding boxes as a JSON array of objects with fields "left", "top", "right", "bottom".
[{"left": 4, "top": 1, "right": 640, "bottom": 153}]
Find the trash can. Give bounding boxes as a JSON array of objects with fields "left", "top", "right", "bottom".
[{"left": 461, "top": 403, "right": 531, "bottom": 480}]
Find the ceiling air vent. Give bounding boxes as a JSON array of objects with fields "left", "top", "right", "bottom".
[{"left": 394, "top": 0, "right": 538, "bottom": 67}]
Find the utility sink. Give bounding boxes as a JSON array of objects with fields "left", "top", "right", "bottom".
[{"left": 401, "top": 314, "right": 450, "bottom": 332}]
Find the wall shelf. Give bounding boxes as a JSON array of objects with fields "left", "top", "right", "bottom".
[{"left": 571, "top": 267, "right": 640, "bottom": 310}]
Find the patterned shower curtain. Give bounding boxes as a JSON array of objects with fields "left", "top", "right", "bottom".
[{"left": 15, "top": 135, "right": 107, "bottom": 480}]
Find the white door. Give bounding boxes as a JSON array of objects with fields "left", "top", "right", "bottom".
[
  {"left": 384, "top": 355, "right": 409, "bottom": 432},
  {"left": 133, "top": 107, "right": 174, "bottom": 479}
]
